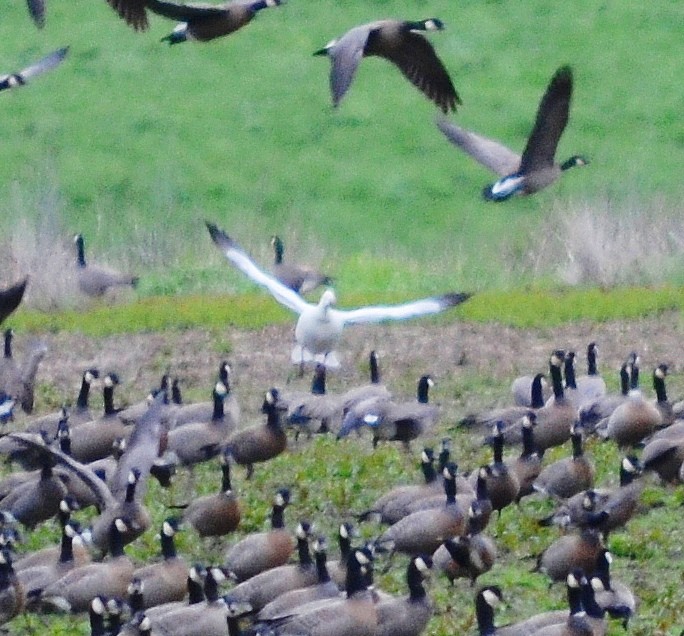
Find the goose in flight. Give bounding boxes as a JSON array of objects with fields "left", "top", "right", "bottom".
[
  {"left": 436, "top": 65, "right": 587, "bottom": 201},
  {"left": 206, "top": 223, "right": 471, "bottom": 369},
  {"left": 0, "top": 47, "right": 69, "bottom": 92}
]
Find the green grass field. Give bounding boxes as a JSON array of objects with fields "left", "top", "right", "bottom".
[{"left": 1, "top": 1, "right": 684, "bottom": 635}]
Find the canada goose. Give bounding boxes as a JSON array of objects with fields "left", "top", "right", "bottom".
[
  {"left": 511, "top": 371, "right": 550, "bottom": 408},
  {"left": 207, "top": 223, "right": 471, "bottom": 369},
  {"left": 269, "top": 235, "right": 333, "bottom": 295},
  {"left": 374, "top": 463, "right": 467, "bottom": 557},
  {"left": 477, "top": 422, "right": 520, "bottom": 513},
  {"left": 474, "top": 585, "right": 503, "bottom": 636},
  {"left": 180, "top": 449, "right": 241, "bottom": 537},
  {"left": 0, "top": 47, "right": 68, "bottom": 92},
  {"left": 338, "top": 351, "right": 391, "bottom": 413},
  {"left": 575, "top": 344, "right": 606, "bottom": 405},
  {"left": 250, "top": 546, "right": 377, "bottom": 636},
  {"left": 0, "top": 278, "right": 28, "bottom": 325},
  {"left": 507, "top": 413, "right": 542, "bottom": 502},
  {"left": 39, "top": 517, "right": 135, "bottom": 612},
  {"left": 222, "top": 521, "right": 317, "bottom": 613},
  {"left": 323, "top": 522, "right": 356, "bottom": 591},
  {"left": 224, "top": 488, "right": 293, "bottom": 582},
  {"left": 433, "top": 530, "right": 497, "bottom": 586},
  {"left": 314, "top": 18, "right": 459, "bottom": 113},
  {"left": 536, "top": 528, "right": 604, "bottom": 584},
  {"left": 18, "top": 520, "right": 83, "bottom": 604},
  {"left": 373, "top": 555, "right": 433, "bottom": 636},
  {"left": 91, "top": 468, "right": 152, "bottom": 553},
  {"left": 143, "top": 564, "right": 207, "bottom": 620},
  {"left": 436, "top": 65, "right": 587, "bottom": 201},
  {"left": 0, "top": 329, "right": 48, "bottom": 415},
  {"left": 533, "top": 424, "right": 595, "bottom": 499},
  {"left": 170, "top": 362, "right": 240, "bottom": 429},
  {"left": 257, "top": 536, "right": 339, "bottom": 620},
  {"left": 88, "top": 596, "right": 108, "bottom": 636},
  {"left": 578, "top": 574, "right": 607, "bottom": 636},
  {"left": 651, "top": 363, "right": 674, "bottom": 426},
  {"left": 69, "top": 373, "right": 130, "bottom": 463},
  {"left": 167, "top": 381, "right": 236, "bottom": 468},
  {"left": 339, "top": 375, "right": 439, "bottom": 449},
  {"left": 26, "top": 368, "right": 100, "bottom": 437},
  {"left": 462, "top": 373, "right": 546, "bottom": 436},
  {"left": 642, "top": 427, "right": 684, "bottom": 482},
  {"left": 104, "top": 0, "right": 152, "bottom": 30},
  {"left": 147, "top": 0, "right": 284, "bottom": 45},
  {"left": 74, "top": 233, "right": 139, "bottom": 297},
  {"left": 118, "top": 374, "right": 170, "bottom": 426},
  {"left": 356, "top": 448, "right": 441, "bottom": 524},
  {"left": 604, "top": 360, "right": 662, "bottom": 447},
  {"left": 224, "top": 388, "right": 287, "bottom": 479},
  {"left": 283, "top": 364, "right": 341, "bottom": 438},
  {"left": 0, "top": 454, "right": 67, "bottom": 528},
  {"left": 579, "top": 362, "right": 631, "bottom": 431},
  {"left": 591, "top": 550, "right": 636, "bottom": 628},
  {"left": 0, "top": 550, "right": 24, "bottom": 626},
  {"left": 132, "top": 518, "right": 188, "bottom": 609}
]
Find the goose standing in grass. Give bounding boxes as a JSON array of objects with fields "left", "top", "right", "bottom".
[
  {"left": 74, "top": 233, "right": 139, "bottom": 298},
  {"left": 148, "top": 0, "right": 284, "bottom": 45},
  {"left": 0, "top": 47, "right": 69, "bottom": 92},
  {"left": 0, "top": 328, "right": 48, "bottom": 415},
  {"left": 0, "top": 279, "right": 27, "bottom": 326},
  {"left": 575, "top": 343, "right": 606, "bottom": 405},
  {"left": 436, "top": 65, "right": 587, "bottom": 201},
  {"left": 579, "top": 362, "right": 631, "bottom": 431},
  {"left": 314, "top": 18, "right": 460, "bottom": 113},
  {"left": 270, "top": 235, "right": 333, "bottom": 295},
  {"left": 207, "top": 223, "right": 471, "bottom": 368}
]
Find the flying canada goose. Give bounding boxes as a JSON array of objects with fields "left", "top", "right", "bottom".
[
  {"left": 257, "top": 536, "right": 339, "bottom": 620},
  {"left": 38, "top": 517, "right": 135, "bottom": 612},
  {"left": 179, "top": 449, "right": 241, "bottom": 538},
  {"left": 604, "top": 361, "right": 662, "bottom": 447},
  {"left": 147, "top": 0, "right": 284, "bottom": 45},
  {"left": 0, "top": 47, "right": 69, "bottom": 92},
  {"left": 536, "top": 528, "right": 604, "bottom": 584},
  {"left": 207, "top": 223, "right": 471, "bottom": 369},
  {"left": 0, "top": 550, "right": 24, "bottom": 626},
  {"left": 436, "top": 65, "right": 587, "bottom": 201},
  {"left": 223, "top": 488, "right": 293, "bottom": 582},
  {"left": 374, "top": 463, "right": 467, "bottom": 557},
  {"left": 250, "top": 545, "right": 377, "bottom": 636},
  {"left": 132, "top": 518, "right": 188, "bottom": 609},
  {"left": 222, "top": 521, "right": 316, "bottom": 613},
  {"left": 0, "top": 278, "right": 28, "bottom": 326},
  {"left": 224, "top": 388, "right": 287, "bottom": 479},
  {"left": 26, "top": 0, "right": 45, "bottom": 27},
  {"left": 74, "top": 233, "right": 139, "bottom": 298},
  {"left": 270, "top": 235, "right": 333, "bottom": 295},
  {"left": 314, "top": 18, "right": 459, "bottom": 113},
  {"left": 433, "top": 529, "right": 497, "bottom": 586},
  {"left": 533, "top": 424, "right": 595, "bottom": 500},
  {"left": 339, "top": 375, "right": 439, "bottom": 449}
]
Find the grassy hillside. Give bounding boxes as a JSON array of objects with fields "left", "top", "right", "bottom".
[{"left": 1, "top": 0, "right": 683, "bottom": 297}]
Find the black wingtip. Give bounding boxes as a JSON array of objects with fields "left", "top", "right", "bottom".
[{"left": 442, "top": 292, "right": 473, "bottom": 307}]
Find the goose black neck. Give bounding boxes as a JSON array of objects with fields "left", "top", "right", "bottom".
[
  {"left": 129, "top": 588, "right": 144, "bottom": 614},
  {"left": 161, "top": 530, "right": 177, "bottom": 559},
  {"left": 273, "top": 237, "right": 284, "bottom": 264},
  {"left": 566, "top": 579, "right": 583, "bottom": 615},
  {"left": 620, "top": 364, "right": 630, "bottom": 395},
  {"left": 212, "top": 390, "right": 225, "bottom": 421},
  {"left": 125, "top": 479, "right": 138, "bottom": 504},
  {"left": 443, "top": 473, "right": 456, "bottom": 504},
  {"left": 369, "top": 352, "right": 380, "bottom": 384},
  {"left": 587, "top": 345, "right": 598, "bottom": 376},
  {"left": 204, "top": 571, "right": 221, "bottom": 602},
  {"left": 421, "top": 453, "right": 437, "bottom": 484},
  {"left": 492, "top": 433, "right": 504, "bottom": 464},
  {"left": 59, "top": 529, "right": 75, "bottom": 564},
  {"left": 76, "top": 236, "right": 86, "bottom": 267},
  {"left": 3, "top": 331, "right": 11, "bottom": 359},
  {"left": 594, "top": 553, "right": 612, "bottom": 589},
  {"left": 338, "top": 529, "right": 351, "bottom": 561},
  {"left": 40, "top": 462, "right": 54, "bottom": 480},
  {"left": 417, "top": 377, "right": 430, "bottom": 404},
  {"left": 438, "top": 442, "right": 450, "bottom": 471},
  {"left": 564, "top": 354, "right": 577, "bottom": 389},
  {"left": 188, "top": 576, "right": 205, "bottom": 604},
  {"left": 227, "top": 615, "right": 243, "bottom": 636},
  {"left": 407, "top": 560, "right": 427, "bottom": 601},
  {"left": 59, "top": 433, "right": 72, "bottom": 456},
  {"left": 345, "top": 553, "right": 369, "bottom": 596},
  {"left": 297, "top": 534, "right": 312, "bottom": 566},
  {"left": 219, "top": 363, "right": 230, "bottom": 386},
  {"left": 109, "top": 524, "right": 125, "bottom": 558},
  {"left": 653, "top": 372, "right": 667, "bottom": 402},
  {"left": 444, "top": 538, "right": 470, "bottom": 567},
  {"left": 171, "top": 380, "right": 182, "bottom": 405},
  {"left": 619, "top": 461, "right": 637, "bottom": 487},
  {"left": 103, "top": 385, "right": 117, "bottom": 415},
  {"left": 76, "top": 376, "right": 92, "bottom": 409},
  {"left": 107, "top": 608, "right": 122, "bottom": 634},
  {"left": 315, "top": 549, "right": 331, "bottom": 583},
  {"left": 550, "top": 360, "right": 564, "bottom": 399},
  {"left": 220, "top": 462, "right": 233, "bottom": 492},
  {"left": 475, "top": 473, "right": 489, "bottom": 501},
  {"left": 89, "top": 607, "right": 106, "bottom": 636},
  {"left": 475, "top": 591, "right": 496, "bottom": 636},
  {"left": 630, "top": 365, "right": 639, "bottom": 391},
  {"left": 266, "top": 404, "right": 282, "bottom": 429},
  {"left": 521, "top": 423, "right": 537, "bottom": 458},
  {"left": 571, "top": 432, "right": 584, "bottom": 458},
  {"left": 271, "top": 504, "right": 285, "bottom": 529},
  {"left": 530, "top": 374, "right": 545, "bottom": 408},
  {"left": 581, "top": 579, "right": 605, "bottom": 619},
  {"left": 311, "top": 366, "right": 326, "bottom": 395}
]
